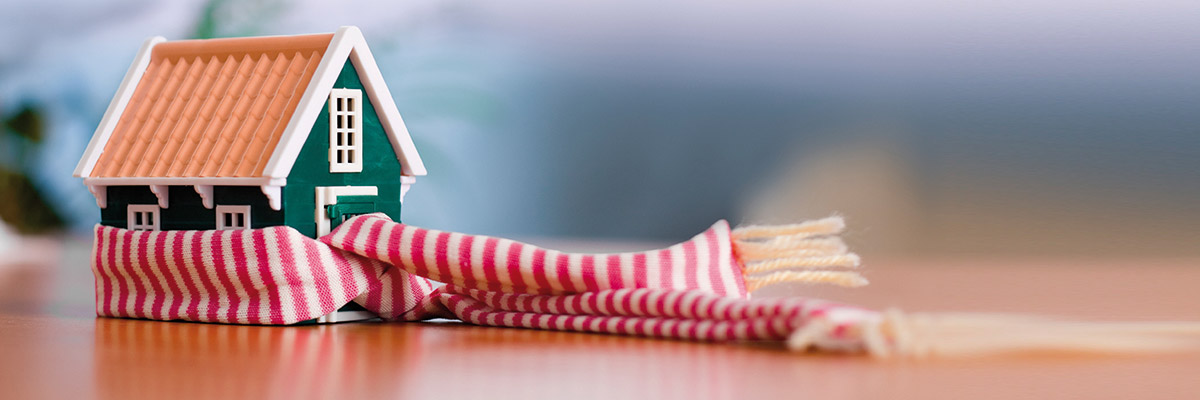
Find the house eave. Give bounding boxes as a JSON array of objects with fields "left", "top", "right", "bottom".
[{"left": 83, "top": 177, "right": 287, "bottom": 210}]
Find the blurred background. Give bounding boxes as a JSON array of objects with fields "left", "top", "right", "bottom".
[{"left": 1, "top": 0, "right": 1198, "bottom": 258}]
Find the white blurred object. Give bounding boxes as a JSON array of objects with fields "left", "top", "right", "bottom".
[
  {"left": 0, "top": 220, "right": 12, "bottom": 258},
  {"left": 0, "top": 220, "right": 62, "bottom": 271},
  {"left": 742, "top": 132, "right": 922, "bottom": 256}
]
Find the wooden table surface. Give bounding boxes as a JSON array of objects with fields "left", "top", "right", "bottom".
[{"left": 2, "top": 236, "right": 1198, "bottom": 399}]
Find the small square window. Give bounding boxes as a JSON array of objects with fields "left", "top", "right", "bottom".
[
  {"left": 215, "top": 205, "right": 251, "bottom": 230},
  {"left": 127, "top": 204, "right": 161, "bottom": 231}
]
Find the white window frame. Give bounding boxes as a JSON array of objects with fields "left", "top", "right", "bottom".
[
  {"left": 215, "top": 205, "right": 251, "bottom": 230},
  {"left": 329, "top": 88, "right": 363, "bottom": 173},
  {"left": 127, "top": 204, "right": 161, "bottom": 231}
]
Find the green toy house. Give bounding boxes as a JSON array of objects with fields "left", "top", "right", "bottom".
[{"left": 74, "top": 27, "right": 426, "bottom": 238}]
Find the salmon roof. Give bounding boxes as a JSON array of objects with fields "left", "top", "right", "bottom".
[{"left": 75, "top": 26, "right": 426, "bottom": 189}]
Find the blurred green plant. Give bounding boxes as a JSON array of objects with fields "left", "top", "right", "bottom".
[
  {"left": 0, "top": 104, "right": 65, "bottom": 234},
  {"left": 192, "top": 0, "right": 287, "bottom": 39}
]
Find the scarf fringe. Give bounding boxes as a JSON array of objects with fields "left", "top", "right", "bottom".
[
  {"left": 733, "top": 216, "right": 867, "bottom": 291},
  {"left": 789, "top": 309, "right": 1200, "bottom": 358}
]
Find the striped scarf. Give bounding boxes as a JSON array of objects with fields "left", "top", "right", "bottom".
[
  {"left": 90, "top": 213, "right": 1200, "bottom": 357},
  {"left": 92, "top": 213, "right": 880, "bottom": 354}
]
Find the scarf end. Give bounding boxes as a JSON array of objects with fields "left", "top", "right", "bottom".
[
  {"left": 789, "top": 309, "right": 1200, "bottom": 358},
  {"left": 732, "top": 216, "right": 867, "bottom": 293}
]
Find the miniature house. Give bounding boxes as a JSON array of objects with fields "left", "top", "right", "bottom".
[{"left": 74, "top": 27, "right": 425, "bottom": 237}]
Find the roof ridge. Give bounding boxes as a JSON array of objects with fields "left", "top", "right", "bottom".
[{"left": 151, "top": 33, "right": 335, "bottom": 62}]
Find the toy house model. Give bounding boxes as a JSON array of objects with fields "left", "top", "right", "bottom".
[{"left": 74, "top": 27, "right": 425, "bottom": 237}]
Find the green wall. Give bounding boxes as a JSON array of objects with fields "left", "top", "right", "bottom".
[
  {"left": 101, "top": 186, "right": 283, "bottom": 230},
  {"left": 282, "top": 60, "right": 405, "bottom": 237}
]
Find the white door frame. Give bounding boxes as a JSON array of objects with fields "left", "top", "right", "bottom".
[
  {"left": 313, "top": 185, "right": 380, "bottom": 324},
  {"left": 315, "top": 186, "right": 378, "bottom": 236}
]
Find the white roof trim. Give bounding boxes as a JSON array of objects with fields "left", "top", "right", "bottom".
[
  {"left": 83, "top": 177, "right": 287, "bottom": 187},
  {"left": 261, "top": 185, "right": 283, "bottom": 211},
  {"left": 194, "top": 185, "right": 214, "bottom": 209},
  {"left": 87, "top": 184, "right": 108, "bottom": 209},
  {"left": 74, "top": 36, "right": 166, "bottom": 178},
  {"left": 149, "top": 185, "right": 170, "bottom": 208},
  {"left": 262, "top": 26, "right": 427, "bottom": 179},
  {"left": 346, "top": 28, "right": 427, "bottom": 177}
]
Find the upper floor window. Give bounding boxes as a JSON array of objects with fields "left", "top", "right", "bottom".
[
  {"left": 329, "top": 88, "right": 363, "bottom": 173},
  {"left": 215, "top": 205, "right": 251, "bottom": 230},
  {"left": 127, "top": 204, "right": 160, "bottom": 231}
]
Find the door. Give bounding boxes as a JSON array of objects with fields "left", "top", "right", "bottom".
[{"left": 315, "top": 186, "right": 378, "bottom": 236}]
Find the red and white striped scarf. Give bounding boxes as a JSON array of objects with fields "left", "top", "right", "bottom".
[
  {"left": 93, "top": 213, "right": 1200, "bottom": 357},
  {"left": 92, "top": 213, "right": 881, "bottom": 353}
]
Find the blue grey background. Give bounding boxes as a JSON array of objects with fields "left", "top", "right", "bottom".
[{"left": 2, "top": 0, "right": 1197, "bottom": 255}]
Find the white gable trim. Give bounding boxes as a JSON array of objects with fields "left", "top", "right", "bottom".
[
  {"left": 73, "top": 36, "right": 166, "bottom": 178},
  {"left": 345, "top": 28, "right": 426, "bottom": 177},
  {"left": 261, "top": 26, "right": 427, "bottom": 179}
]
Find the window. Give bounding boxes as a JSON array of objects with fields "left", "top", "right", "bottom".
[
  {"left": 127, "top": 205, "right": 161, "bottom": 231},
  {"left": 215, "top": 205, "right": 251, "bottom": 230},
  {"left": 329, "top": 88, "right": 363, "bottom": 173}
]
